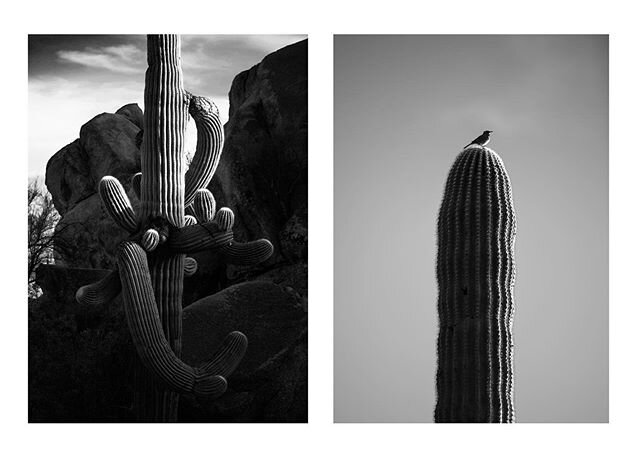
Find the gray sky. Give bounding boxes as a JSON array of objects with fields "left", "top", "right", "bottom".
[
  {"left": 334, "top": 35, "right": 608, "bottom": 422},
  {"left": 28, "top": 34, "right": 306, "bottom": 177}
]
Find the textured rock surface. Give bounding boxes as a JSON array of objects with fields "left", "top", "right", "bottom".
[
  {"left": 180, "top": 281, "right": 307, "bottom": 422},
  {"left": 210, "top": 39, "right": 308, "bottom": 266},
  {"left": 46, "top": 107, "right": 142, "bottom": 266},
  {"left": 47, "top": 110, "right": 141, "bottom": 216},
  {"left": 115, "top": 103, "right": 144, "bottom": 129}
]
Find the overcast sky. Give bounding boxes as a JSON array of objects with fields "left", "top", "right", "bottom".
[
  {"left": 334, "top": 35, "right": 608, "bottom": 422},
  {"left": 28, "top": 34, "right": 305, "bottom": 177}
]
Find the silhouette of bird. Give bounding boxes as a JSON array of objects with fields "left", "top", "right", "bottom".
[{"left": 465, "top": 130, "right": 493, "bottom": 148}]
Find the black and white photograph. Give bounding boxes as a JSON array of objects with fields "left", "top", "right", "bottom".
[
  {"left": 7, "top": 1, "right": 640, "bottom": 449},
  {"left": 28, "top": 34, "right": 308, "bottom": 422},
  {"left": 334, "top": 34, "right": 608, "bottom": 423}
]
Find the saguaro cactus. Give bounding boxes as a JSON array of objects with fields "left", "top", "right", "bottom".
[
  {"left": 435, "top": 144, "right": 516, "bottom": 423},
  {"left": 76, "top": 35, "right": 273, "bottom": 421}
]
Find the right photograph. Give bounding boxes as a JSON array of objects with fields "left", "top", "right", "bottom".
[{"left": 334, "top": 35, "right": 608, "bottom": 423}]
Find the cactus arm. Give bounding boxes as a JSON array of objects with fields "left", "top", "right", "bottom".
[
  {"left": 118, "top": 241, "right": 235, "bottom": 398},
  {"left": 184, "top": 257, "right": 198, "bottom": 276},
  {"left": 167, "top": 223, "right": 234, "bottom": 253},
  {"left": 214, "top": 207, "right": 235, "bottom": 231},
  {"left": 200, "top": 331, "right": 248, "bottom": 377},
  {"left": 141, "top": 229, "right": 160, "bottom": 251},
  {"left": 131, "top": 172, "right": 142, "bottom": 199},
  {"left": 184, "top": 95, "right": 224, "bottom": 207},
  {"left": 75, "top": 270, "right": 122, "bottom": 305},
  {"left": 184, "top": 215, "right": 197, "bottom": 227},
  {"left": 99, "top": 176, "right": 137, "bottom": 232},
  {"left": 192, "top": 188, "right": 216, "bottom": 223},
  {"left": 221, "top": 239, "right": 274, "bottom": 265}
]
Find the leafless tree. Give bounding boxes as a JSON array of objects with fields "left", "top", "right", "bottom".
[{"left": 28, "top": 178, "right": 60, "bottom": 297}]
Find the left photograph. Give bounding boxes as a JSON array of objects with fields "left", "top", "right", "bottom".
[{"left": 28, "top": 34, "right": 308, "bottom": 422}]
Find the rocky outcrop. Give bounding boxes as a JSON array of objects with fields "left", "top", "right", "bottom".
[
  {"left": 46, "top": 107, "right": 142, "bottom": 267},
  {"left": 47, "top": 107, "right": 142, "bottom": 216},
  {"left": 180, "top": 281, "right": 307, "bottom": 422},
  {"left": 210, "top": 39, "right": 308, "bottom": 267}
]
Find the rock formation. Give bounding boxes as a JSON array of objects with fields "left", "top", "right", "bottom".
[
  {"left": 46, "top": 107, "right": 142, "bottom": 268},
  {"left": 210, "top": 39, "right": 308, "bottom": 265}
]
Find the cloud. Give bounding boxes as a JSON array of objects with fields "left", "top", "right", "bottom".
[
  {"left": 29, "top": 76, "right": 143, "bottom": 177},
  {"left": 57, "top": 44, "right": 145, "bottom": 74}
]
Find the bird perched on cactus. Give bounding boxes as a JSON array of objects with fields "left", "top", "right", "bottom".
[
  {"left": 75, "top": 35, "right": 274, "bottom": 422},
  {"left": 464, "top": 130, "right": 493, "bottom": 148}
]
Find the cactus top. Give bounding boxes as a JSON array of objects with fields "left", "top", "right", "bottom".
[{"left": 147, "top": 35, "right": 181, "bottom": 65}]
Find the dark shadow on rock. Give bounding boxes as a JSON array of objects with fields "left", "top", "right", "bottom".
[{"left": 180, "top": 281, "right": 307, "bottom": 422}]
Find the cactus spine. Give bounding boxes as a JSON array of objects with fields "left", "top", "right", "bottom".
[
  {"left": 76, "top": 35, "right": 273, "bottom": 422},
  {"left": 435, "top": 145, "right": 516, "bottom": 423}
]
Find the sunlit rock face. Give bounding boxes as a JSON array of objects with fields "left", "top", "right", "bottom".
[{"left": 46, "top": 107, "right": 142, "bottom": 268}]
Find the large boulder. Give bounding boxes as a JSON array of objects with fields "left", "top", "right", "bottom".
[
  {"left": 210, "top": 39, "right": 308, "bottom": 266},
  {"left": 46, "top": 106, "right": 142, "bottom": 266},
  {"left": 45, "top": 139, "right": 95, "bottom": 216},
  {"left": 47, "top": 107, "right": 142, "bottom": 216},
  {"left": 180, "top": 281, "right": 307, "bottom": 422}
]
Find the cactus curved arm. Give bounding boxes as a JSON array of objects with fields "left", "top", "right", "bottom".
[
  {"left": 167, "top": 223, "right": 234, "bottom": 253},
  {"left": 184, "top": 94, "right": 224, "bottom": 208},
  {"left": 99, "top": 176, "right": 137, "bottom": 232},
  {"left": 75, "top": 270, "right": 122, "bottom": 305},
  {"left": 117, "top": 240, "right": 247, "bottom": 398},
  {"left": 222, "top": 239, "right": 274, "bottom": 265},
  {"left": 192, "top": 188, "right": 216, "bottom": 223}
]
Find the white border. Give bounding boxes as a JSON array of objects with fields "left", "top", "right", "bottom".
[{"left": 4, "top": 0, "right": 639, "bottom": 451}]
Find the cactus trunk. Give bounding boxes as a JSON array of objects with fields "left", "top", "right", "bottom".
[
  {"left": 435, "top": 146, "right": 516, "bottom": 423},
  {"left": 134, "top": 35, "right": 187, "bottom": 422}
]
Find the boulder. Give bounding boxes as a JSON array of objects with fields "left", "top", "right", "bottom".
[
  {"left": 210, "top": 39, "right": 308, "bottom": 265},
  {"left": 45, "top": 139, "right": 95, "bottom": 216},
  {"left": 78, "top": 112, "right": 140, "bottom": 188},
  {"left": 46, "top": 107, "right": 142, "bottom": 266},
  {"left": 180, "top": 281, "right": 307, "bottom": 422},
  {"left": 280, "top": 201, "right": 308, "bottom": 262},
  {"left": 115, "top": 103, "right": 144, "bottom": 129}
]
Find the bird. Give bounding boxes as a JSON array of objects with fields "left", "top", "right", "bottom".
[{"left": 465, "top": 130, "right": 493, "bottom": 148}]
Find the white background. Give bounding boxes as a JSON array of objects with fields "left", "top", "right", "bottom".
[{"left": 3, "top": 0, "right": 638, "bottom": 451}]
